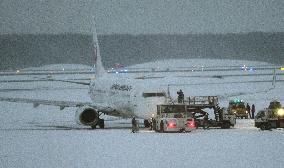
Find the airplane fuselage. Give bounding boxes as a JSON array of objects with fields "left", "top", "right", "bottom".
[{"left": 89, "top": 74, "right": 167, "bottom": 119}]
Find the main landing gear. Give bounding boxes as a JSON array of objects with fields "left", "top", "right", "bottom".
[{"left": 91, "top": 112, "right": 105, "bottom": 129}]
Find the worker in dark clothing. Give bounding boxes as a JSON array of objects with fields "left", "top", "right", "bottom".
[
  {"left": 203, "top": 113, "right": 209, "bottom": 129},
  {"left": 160, "top": 120, "right": 164, "bottom": 132},
  {"left": 177, "top": 89, "right": 184, "bottom": 103},
  {"left": 246, "top": 103, "right": 251, "bottom": 118},
  {"left": 152, "top": 118, "right": 156, "bottom": 131},
  {"left": 251, "top": 104, "right": 255, "bottom": 119},
  {"left": 131, "top": 117, "right": 137, "bottom": 133},
  {"left": 149, "top": 118, "right": 153, "bottom": 130}
]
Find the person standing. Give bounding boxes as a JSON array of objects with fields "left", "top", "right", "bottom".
[
  {"left": 160, "top": 120, "right": 164, "bottom": 132},
  {"left": 177, "top": 89, "right": 184, "bottom": 103},
  {"left": 152, "top": 118, "right": 156, "bottom": 131},
  {"left": 131, "top": 117, "right": 137, "bottom": 133},
  {"left": 246, "top": 103, "right": 251, "bottom": 118},
  {"left": 203, "top": 113, "right": 209, "bottom": 129},
  {"left": 251, "top": 104, "right": 255, "bottom": 119}
]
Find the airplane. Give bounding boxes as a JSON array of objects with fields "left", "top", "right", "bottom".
[
  {"left": 1, "top": 21, "right": 283, "bottom": 129},
  {"left": 0, "top": 20, "right": 168, "bottom": 129}
]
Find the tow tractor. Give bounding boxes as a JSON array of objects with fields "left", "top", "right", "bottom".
[
  {"left": 227, "top": 99, "right": 249, "bottom": 119},
  {"left": 154, "top": 96, "right": 236, "bottom": 132},
  {"left": 255, "top": 100, "right": 284, "bottom": 130}
]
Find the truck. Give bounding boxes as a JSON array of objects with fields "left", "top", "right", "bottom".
[
  {"left": 154, "top": 104, "right": 196, "bottom": 133},
  {"left": 255, "top": 100, "right": 284, "bottom": 130},
  {"left": 188, "top": 96, "right": 236, "bottom": 129},
  {"left": 227, "top": 99, "right": 249, "bottom": 119},
  {"left": 154, "top": 96, "right": 236, "bottom": 132}
]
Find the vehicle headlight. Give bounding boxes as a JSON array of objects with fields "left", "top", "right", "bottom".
[{"left": 277, "top": 109, "right": 284, "bottom": 116}]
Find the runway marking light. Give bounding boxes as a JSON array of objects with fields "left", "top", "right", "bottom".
[
  {"left": 277, "top": 109, "right": 284, "bottom": 116},
  {"left": 249, "top": 67, "right": 255, "bottom": 72},
  {"left": 241, "top": 65, "right": 248, "bottom": 71}
]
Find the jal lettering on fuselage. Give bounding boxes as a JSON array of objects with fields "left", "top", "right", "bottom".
[{"left": 110, "top": 84, "right": 132, "bottom": 92}]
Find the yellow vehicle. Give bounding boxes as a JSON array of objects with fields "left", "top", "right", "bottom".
[
  {"left": 228, "top": 99, "right": 248, "bottom": 119},
  {"left": 255, "top": 101, "right": 284, "bottom": 130}
]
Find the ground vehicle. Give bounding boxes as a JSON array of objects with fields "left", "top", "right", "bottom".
[
  {"left": 228, "top": 99, "right": 248, "bottom": 119},
  {"left": 188, "top": 96, "right": 236, "bottom": 129},
  {"left": 154, "top": 104, "right": 196, "bottom": 132},
  {"left": 255, "top": 101, "right": 284, "bottom": 130},
  {"left": 154, "top": 96, "right": 236, "bottom": 132}
]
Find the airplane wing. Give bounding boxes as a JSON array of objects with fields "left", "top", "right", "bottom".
[
  {"left": 0, "top": 70, "right": 94, "bottom": 76},
  {"left": 135, "top": 75, "right": 165, "bottom": 79},
  {"left": 0, "top": 97, "right": 117, "bottom": 115},
  {"left": 32, "top": 76, "right": 91, "bottom": 85}
]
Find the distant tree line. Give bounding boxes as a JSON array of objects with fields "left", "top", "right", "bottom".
[{"left": 0, "top": 32, "right": 283, "bottom": 70}]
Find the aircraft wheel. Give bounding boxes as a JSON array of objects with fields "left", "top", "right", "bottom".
[
  {"left": 195, "top": 122, "right": 199, "bottom": 129},
  {"left": 222, "top": 122, "right": 230, "bottom": 129},
  {"left": 265, "top": 123, "right": 271, "bottom": 130},
  {"left": 260, "top": 124, "right": 267, "bottom": 130}
]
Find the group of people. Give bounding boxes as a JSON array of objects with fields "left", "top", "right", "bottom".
[{"left": 246, "top": 103, "right": 256, "bottom": 119}]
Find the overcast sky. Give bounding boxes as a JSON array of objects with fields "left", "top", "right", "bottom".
[{"left": 0, "top": 0, "right": 283, "bottom": 34}]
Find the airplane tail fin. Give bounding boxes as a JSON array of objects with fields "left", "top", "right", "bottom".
[{"left": 92, "top": 18, "right": 106, "bottom": 77}]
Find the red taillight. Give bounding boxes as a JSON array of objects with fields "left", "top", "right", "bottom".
[
  {"left": 168, "top": 122, "right": 176, "bottom": 128},
  {"left": 167, "top": 120, "right": 177, "bottom": 128},
  {"left": 187, "top": 119, "right": 195, "bottom": 128}
]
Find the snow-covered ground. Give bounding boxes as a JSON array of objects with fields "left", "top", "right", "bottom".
[{"left": 0, "top": 59, "right": 284, "bottom": 168}]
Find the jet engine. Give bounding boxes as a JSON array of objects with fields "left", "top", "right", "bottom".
[{"left": 75, "top": 106, "right": 99, "bottom": 126}]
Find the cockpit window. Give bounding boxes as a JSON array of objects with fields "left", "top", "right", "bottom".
[{"left": 142, "top": 92, "right": 166, "bottom": 98}]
